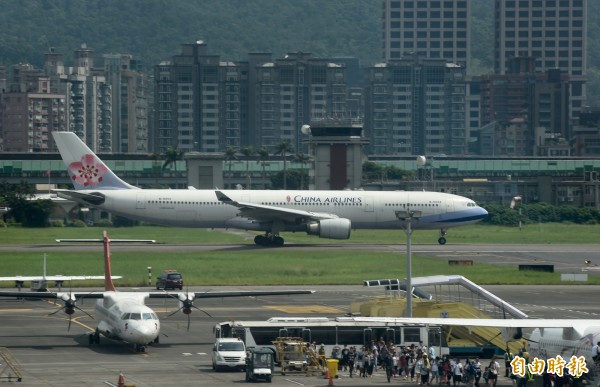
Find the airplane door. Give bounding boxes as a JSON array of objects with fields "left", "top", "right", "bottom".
[{"left": 136, "top": 194, "right": 146, "bottom": 209}]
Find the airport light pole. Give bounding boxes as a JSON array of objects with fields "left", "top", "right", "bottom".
[{"left": 395, "top": 210, "right": 422, "bottom": 317}]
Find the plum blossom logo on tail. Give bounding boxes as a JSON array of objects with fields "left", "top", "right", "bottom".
[{"left": 68, "top": 154, "right": 108, "bottom": 187}]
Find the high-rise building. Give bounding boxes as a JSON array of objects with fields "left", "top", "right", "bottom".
[
  {"left": 153, "top": 42, "right": 354, "bottom": 155},
  {"left": 43, "top": 46, "right": 112, "bottom": 152},
  {"left": 364, "top": 55, "right": 466, "bottom": 156},
  {"left": 0, "top": 65, "right": 67, "bottom": 152},
  {"left": 103, "top": 54, "right": 148, "bottom": 153},
  {"left": 252, "top": 52, "right": 350, "bottom": 152},
  {"left": 494, "top": 0, "right": 587, "bottom": 119},
  {"left": 154, "top": 41, "right": 241, "bottom": 154},
  {"left": 382, "top": 0, "right": 471, "bottom": 73}
]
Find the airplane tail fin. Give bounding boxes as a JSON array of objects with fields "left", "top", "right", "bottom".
[
  {"left": 103, "top": 230, "right": 117, "bottom": 292},
  {"left": 52, "top": 131, "right": 137, "bottom": 190}
]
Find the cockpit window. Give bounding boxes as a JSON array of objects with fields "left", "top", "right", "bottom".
[
  {"left": 121, "top": 313, "right": 130, "bottom": 320},
  {"left": 130, "top": 313, "right": 141, "bottom": 320},
  {"left": 143, "top": 313, "right": 154, "bottom": 320}
]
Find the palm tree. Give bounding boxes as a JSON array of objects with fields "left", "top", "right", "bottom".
[
  {"left": 256, "top": 147, "right": 270, "bottom": 189},
  {"left": 274, "top": 140, "right": 294, "bottom": 190},
  {"left": 240, "top": 146, "right": 255, "bottom": 189},
  {"left": 224, "top": 147, "right": 238, "bottom": 184},
  {"left": 162, "top": 147, "right": 184, "bottom": 171},
  {"left": 294, "top": 152, "right": 311, "bottom": 190}
]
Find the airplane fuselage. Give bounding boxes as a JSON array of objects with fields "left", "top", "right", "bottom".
[
  {"left": 94, "top": 291, "right": 160, "bottom": 346},
  {"left": 74, "top": 189, "right": 485, "bottom": 232},
  {"left": 528, "top": 325, "right": 600, "bottom": 365}
]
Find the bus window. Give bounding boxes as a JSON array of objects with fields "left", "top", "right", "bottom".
[
  {"left": 310, "top": 328, "right": 336, "bottom": 346},
  {"left": 279, "top": 328, "right": 288, "bottom": 337},
  {"left": 232, "top": 328, "right": 246, "bottom": 343},
  {"left": 336, "top": 326, "right": 364, "bottom": 345},
  {"left": 302, "top": 328, "right": 311, "bottom": 343},
  {"left": 249, "top": 327, "right": 279, "bottom": 346},
  {"left": 363, "top": 328, "right": 373, "bottom": 346},
  {"left": 385, "top": 328, "right": 395, "bottom": 344},
  {"left": 403, "top": 327, "right": 421, "bottom": 343}
]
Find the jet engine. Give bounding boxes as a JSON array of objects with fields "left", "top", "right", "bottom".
[
  {"left": 501, "top": 327, "right": 523, "bottom": 341},
  {"left": 306, "top": 218, "right": 351, "bottom": 239}
]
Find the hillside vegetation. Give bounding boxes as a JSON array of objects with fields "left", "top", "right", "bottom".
[{"left": 0, "top": 0, "right": 598, "bottom": 103}]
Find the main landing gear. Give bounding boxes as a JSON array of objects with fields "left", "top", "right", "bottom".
[
  {"left": 88, "top": 329, "right": 101, "bottom": 345},
  {"left": 135, "top": 344, "right": 146, "bottom": 352},
  {"left": 438, "top": 228, "right": 448, "bottom": 245},
  {"left": 254, "top": 233, "right": 284, "bottom": 247}
]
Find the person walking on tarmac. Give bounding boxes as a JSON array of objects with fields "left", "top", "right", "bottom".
[
  {"left": 504, "top": 349, "right": 514, "bottom": 377},
  {"left": 347, "top": 346, "right": 356, "bottom": 378}
]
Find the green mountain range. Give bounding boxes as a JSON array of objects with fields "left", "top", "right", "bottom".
[{"left": 1, "top": 0, "right": 598, "bottom": 104}]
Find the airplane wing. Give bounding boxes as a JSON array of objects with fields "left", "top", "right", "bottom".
[
  {"left": 0, "top": 291, "right": 105, "bottom": 299},
  {"left": 0, "top": 275, "right": 122, "bottom": 282},
  {"left": 215, "top": 190, "right": 339, "bottom": 222},
  {"left": 347, "top": 316, "right": 596, "bottom": 329},
  {"left": 148, "top": 289, "right": 315, "bottom": 300}
]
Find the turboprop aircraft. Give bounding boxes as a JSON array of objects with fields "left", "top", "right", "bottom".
[
  {"left": 0, "top": 231, "right": 314, "bottom": 352},
  {"left": 51, "top": 131, "right": 488, "bottom": 246},
  {"left": 349, "top": 316, "right": 600, "bottom": 369}
]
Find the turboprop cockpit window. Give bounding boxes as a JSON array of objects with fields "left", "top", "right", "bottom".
[{"left": 130, "top": 313, "right": 141, "bottom": 320}]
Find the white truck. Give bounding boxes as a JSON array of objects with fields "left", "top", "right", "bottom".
[{"left": 212, "top": 338, "right": 247, "bottom": 371}]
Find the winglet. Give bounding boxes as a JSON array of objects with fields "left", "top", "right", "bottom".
[
  {"left": 52, "top": 131, "right": 137, "bottom": 190},
  {"left": 103, "top": 230, "right": 117, "bottom": 292}
]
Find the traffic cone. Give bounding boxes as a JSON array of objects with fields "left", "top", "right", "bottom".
[
  {"left": 118, "top": 371, "right": 125, "bottom": 387},
  {"left": 328, "top": 374, "right": 334, "bottom": 386},
  {"left": 324, "top": 367, "right": 330, "bottom": 379}
]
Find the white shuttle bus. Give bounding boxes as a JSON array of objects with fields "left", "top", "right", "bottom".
[{"left": 214, "top": 317, "right": 449, "bottom": 357}]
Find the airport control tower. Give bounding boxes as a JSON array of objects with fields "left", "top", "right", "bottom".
[{"left": 302, "top": 119, "right": 368, "bottom": 190}]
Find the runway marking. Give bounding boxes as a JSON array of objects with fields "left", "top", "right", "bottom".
[
  {"left": 264, "top": 305, "right": 344, "bottom": 314},
  {"left": 0, "top": 308, "right": 33, "bottom": 312}
]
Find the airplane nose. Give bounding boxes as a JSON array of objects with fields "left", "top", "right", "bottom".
[{"left": 130, "top": 323, "right": 159, "bottom": 344}]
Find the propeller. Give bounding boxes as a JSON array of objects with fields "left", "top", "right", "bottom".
[
  {"left": 47, "top": 291, "right": 93, "bottom": 331},
  {"left": 165, "top": 289, "right": 212, "bottom": 331}
]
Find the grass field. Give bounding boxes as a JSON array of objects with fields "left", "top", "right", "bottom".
[
  {"left": 0, "top": 223, "right": 599, "bottom": 287},
  {"left": 1, "top": 222, "right": 599, "bottom": 245}
]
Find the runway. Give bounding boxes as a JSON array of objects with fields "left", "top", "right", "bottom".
[
  {"left": 1, "top": 241, "right": 600, "bottom": 386},
  {"left": 3, "top": 241, "right": 599, "bottom": 274}
]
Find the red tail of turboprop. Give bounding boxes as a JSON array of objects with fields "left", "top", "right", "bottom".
[{"left": 103, "top": 230, "right": 117, "bottom": 292}]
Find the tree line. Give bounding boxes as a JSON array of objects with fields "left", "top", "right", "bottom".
[{"left": 3, "top": 178, "right": 599, "bottom": 228}]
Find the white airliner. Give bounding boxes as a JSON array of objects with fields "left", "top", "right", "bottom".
[
  {"left": 350, "top": 316, "right": 600, "bottom": 370},
  {"left": 51, "top": 131, "right": 488, "bottom": 246},
  {"left": 0, "top": 231, "right": 313, "bottom": 352}
]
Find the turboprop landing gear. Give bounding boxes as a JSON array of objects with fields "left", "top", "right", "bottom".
[
  {"left": 254, "top": 234, "right": 284, "bottom": 247},
  {"left": 89, "top": 329, "right": 101, "bottom": 345},
  {"left": 438, "top": 229, "right": 447, "bottom": 245}
]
